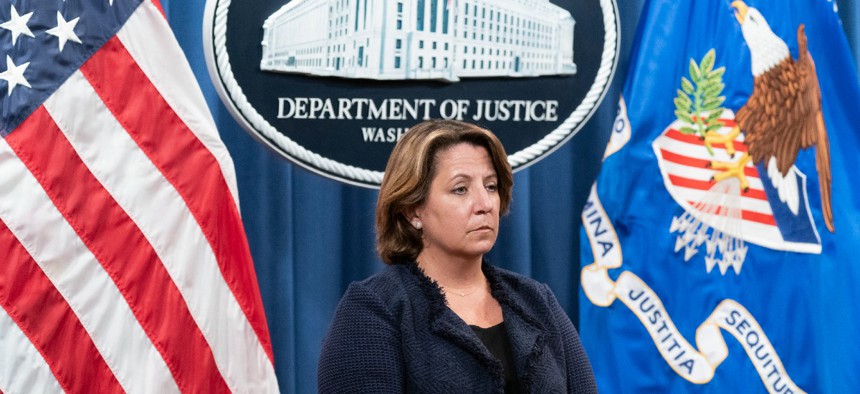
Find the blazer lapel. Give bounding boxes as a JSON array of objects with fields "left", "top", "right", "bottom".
[
  {"left": 484, "top": 264, "right": 550, "bottom": 392},
  {"left": 404, "top": 262, "right": 505, "bottom": 384}
]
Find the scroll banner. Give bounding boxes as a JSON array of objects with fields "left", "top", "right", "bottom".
[
  {"left": 580, "top": 98, "right": 805, "bottom": 394},
  {"left": 582, "top": 206, "right": 805, "bottom": 392}
]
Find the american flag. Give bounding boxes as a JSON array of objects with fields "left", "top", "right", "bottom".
[{"left": 0, "top": 0, "right": 278, "bottom": 392}]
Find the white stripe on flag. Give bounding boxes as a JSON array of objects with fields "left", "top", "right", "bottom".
[
  {"left": 118, "top": 0, "right": 241, "bottom": 207},
  {"left": 658, "top": 134, "right": 755, "bottom": 168},
  {"left": 658, "top": 160, "right": 770, "bottom": 205},
  {"left": 45, "top": 70, "right": 276, "bottom": 391},
  {"left": 0, "top": 305, "right": 62, "bottom": 394},
  {"left": 658, "top": 157, "right": 767, "bottom": 190},
  {"left": 0, "top": 138, "right": 180, "bottom": 394}
]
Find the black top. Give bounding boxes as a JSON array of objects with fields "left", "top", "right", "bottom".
[{"left": 470, "top": 322, "right": 521, "bottom": 393}]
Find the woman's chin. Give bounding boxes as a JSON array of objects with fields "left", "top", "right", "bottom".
[{"left": 465, "top": 241, "right": 496, "bottom": 258}]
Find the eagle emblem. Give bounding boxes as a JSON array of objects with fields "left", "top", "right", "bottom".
[
  {"left": 652, "top": 1, "right": 833, "bottom": 275},
  {"left": 731, "top": 0, "right": 833, "bottom": 232}
]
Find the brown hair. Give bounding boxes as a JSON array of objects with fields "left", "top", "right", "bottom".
[{"left": 376, "top": 119, "right": 513, "bottom": 264}]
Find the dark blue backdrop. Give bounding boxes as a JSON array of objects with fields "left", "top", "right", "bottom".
[{"left": 160, "top": 1, "right": 858, "bottom": 392}]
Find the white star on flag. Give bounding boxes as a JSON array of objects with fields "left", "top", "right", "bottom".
[
  {"left": 0, "top": 55, "right": 31, "bottom": 96},
  {"left": 0, "top": 5, "right": 35, "bottom": 46},
  {"left": 46, "top": 11, "right": 82, "bottom": 51}
]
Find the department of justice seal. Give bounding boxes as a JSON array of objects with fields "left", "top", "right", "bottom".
[{"left": 204, "top": 0, "right": 620, "bottom": 187}]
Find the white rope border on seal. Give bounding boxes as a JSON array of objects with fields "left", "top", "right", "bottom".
[
  {"left": 208, "top": 0, "right": 384, "bottom": 186},
  {"left": 207, "top": 0, "right": 619, "bottom": 187},
  {"left": 508, "top": 0, "right": 620, "bottom": 168}
]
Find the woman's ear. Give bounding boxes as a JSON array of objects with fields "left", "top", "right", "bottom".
[{"left": 408, "top": 205, "right": 423, "bottom": 221}]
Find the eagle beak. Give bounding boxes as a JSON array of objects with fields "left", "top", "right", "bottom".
[{"left": 731, "top": 1, "right": 748, "bottom": 25}]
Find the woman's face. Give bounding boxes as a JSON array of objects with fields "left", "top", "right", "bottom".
[{"left": 415, "top": 143, "right": 500, "bottom": 261}]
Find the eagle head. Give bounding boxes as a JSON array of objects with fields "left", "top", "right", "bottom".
[{"left": 731, "top": 0, "right": 790, "bottom": 76}]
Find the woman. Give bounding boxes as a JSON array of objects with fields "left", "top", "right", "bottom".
[{"left": 318, "top": 119, "right": 597, "bottom": 393}]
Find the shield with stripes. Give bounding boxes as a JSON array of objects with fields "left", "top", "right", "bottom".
[{"left": 652, "top": 109, "right": 821, "bottom": 275}]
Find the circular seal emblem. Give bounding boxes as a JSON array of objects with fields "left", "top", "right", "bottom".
[{"left": 204, "top": 0, "right": 620, "bottom": 188}]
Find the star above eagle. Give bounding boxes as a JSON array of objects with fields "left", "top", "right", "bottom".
[{"left": 712, "top": 1, "right": 834, "bottom": 232}]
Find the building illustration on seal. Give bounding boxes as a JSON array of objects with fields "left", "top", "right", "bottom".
[{"left": 260, "top": 0, "right": 576, "bottom": 82}]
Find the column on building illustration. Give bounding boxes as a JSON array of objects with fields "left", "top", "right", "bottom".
[{"left": 404, "top": 0, "right": 456, "bottom": 80}]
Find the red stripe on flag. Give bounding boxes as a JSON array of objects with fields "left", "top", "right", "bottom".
[
  {"left": 150, "top": 0, "right": 165, "bottom": 17},
  {"left": 0, "top": 220, "right": 123, "bottom": 394},
  {"left": 684, "top": 201, "right": 777, "bottom": 226},
  {"left": 667, "top": 173, "right": 715, "bottom": 190},
  {"left": 665, "top": 129, "right": 749, "bottom": 153},
  {"left": 741, "top": 210, "right": 777, "bottom": 226},
  {"left": 659, "top": 149, "right": 759, "bottom": 178},
  {"left": 668, "top": 174, "right": 768, "bottom": 200},
  {"left": 5, "top": 107, "right": 229, "bottom": 393},
  {"left": 740, "top": 186, "right": 768, "bottom": 201},
  {"left": 80, "top": 36, "right": 274, "bottom": 361}
]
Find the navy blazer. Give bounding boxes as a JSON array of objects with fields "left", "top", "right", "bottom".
[{"left": 318, "top": 262, "right": 598, "bottom": 393}]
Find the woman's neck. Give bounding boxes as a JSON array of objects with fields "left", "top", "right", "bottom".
[
  {"left": 416, "top": 249, "right": 484, "bottom": 290},
  {"left": 416, "top": 249, "right": 501, "bottom": 327}
]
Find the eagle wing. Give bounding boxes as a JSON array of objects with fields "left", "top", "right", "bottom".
[
  {"left": 736, "top": 52, "right": 813, "bottom": 176},
  {"left": 796, "top": 25, "right": 834, "bottom": 231}
]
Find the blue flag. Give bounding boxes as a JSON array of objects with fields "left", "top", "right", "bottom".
[{"left": 579, "top": 0, "right": 860, "bottom": 392}]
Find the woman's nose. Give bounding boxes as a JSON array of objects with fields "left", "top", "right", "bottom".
[{"left": 473, "top": 187, "right": 494, "bottom": 213}]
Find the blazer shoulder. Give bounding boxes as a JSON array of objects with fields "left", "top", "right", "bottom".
[{"left": 346, "top": 264, "right": 416, "bottom": 306}]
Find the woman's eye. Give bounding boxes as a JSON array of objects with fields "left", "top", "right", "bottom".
[
  {"left": 486, "top": 183, "right": 498, "bottom": 192},
  {"left": 452, "top": 187, "right": 467, "bottom": 195}
]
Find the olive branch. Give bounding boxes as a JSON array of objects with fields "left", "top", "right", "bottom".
[{"left": 674, "top": 49, "right": 726, "bottom": 155}]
